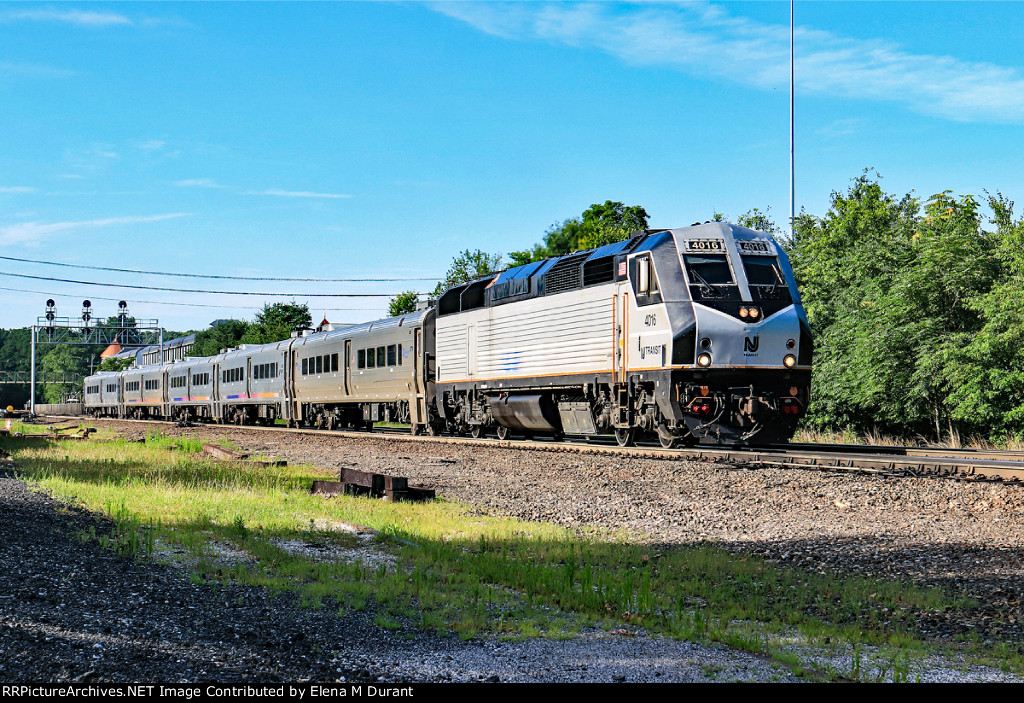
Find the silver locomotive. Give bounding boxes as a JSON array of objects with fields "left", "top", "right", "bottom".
[{"left": 431, "top": 222, "right": 811, "bottom": 446}]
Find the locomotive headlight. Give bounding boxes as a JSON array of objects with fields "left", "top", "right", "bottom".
[
  {"left": 784, "top": 354, "right": 797, "bottom": 368},
  {"left": 787, "top": 338, "right": 796, "bottom": 349},
  {"left": 699, "top": 337, "right": 712, "bottom": 349},
  {"left": 697, "top": 353, "right": 713, "bottom": 368},
  {"left": 738, "top": 307, "right": 749, "bottom": 318},
  {"left": 748, "top": 307, "right": 760, "bottom": 319}
]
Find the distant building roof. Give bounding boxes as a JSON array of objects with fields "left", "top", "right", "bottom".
[{"left": 100, "top": 343, "right": 122, "bottom": 359}]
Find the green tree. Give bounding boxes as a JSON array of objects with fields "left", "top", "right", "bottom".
[
  {"left": 940, "top": 193, "right": 1024, "bottom": 438},
  {"left": 789, "top": 170, "right": 1004, "bottom": 439},
  {"left": 190, "top": 319, "right": 249, "bottom": 357},
  {"left": 0, "top": 328, "right": 31, "bottom": 409},
  {"left": 736, "top": 207, "right": 781, "bottom": 236},
  {"left": 240, "top": 302, "right": 312, "bottom": 345},
  {"left": 388, "top": 290, "right": 419, "bottom": 317},
  {"left": 432, "top": 250, "right": 505, "bottom": 298},
  {"left": 97, "top": 357, "right": 135, "bottom": 372},
  {"left": 509, "top": 200, "right": 649, "bottom": 264},
  {"left": 38, "top": 345, "right": 89, "bottom": 404}
]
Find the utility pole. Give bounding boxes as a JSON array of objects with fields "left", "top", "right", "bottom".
[{"left": 790, "top": 0, "right": 796, "bottom": 239}]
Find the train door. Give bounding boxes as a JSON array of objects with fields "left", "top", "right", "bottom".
[
  {"left": 213, "top": 363, "right": 220, "bottom": 420},
  {"left": 162, "top": 367, "right": 169, "bottom": 418},
  {"left": 411, "top": 329, "right": 424, "bottom": 428},
  {"left": 613, "top": 290, "right": 629, "bottom": 385},
  {"left": 344, "top": 340, "right": 352, "bottom": 396},
  {"left": 613, "top": 284, "right": 631, "bottom": 428},
  {"left": 285, "top": 340, "right": 299, "bottom": 423},
  {"left": 413, "top": 330, "right": 422, "bottom": 396}
]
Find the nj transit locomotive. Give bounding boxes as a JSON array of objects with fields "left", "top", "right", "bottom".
[{"left": 84, "top": 223, "right": 811, "bottom": 446}]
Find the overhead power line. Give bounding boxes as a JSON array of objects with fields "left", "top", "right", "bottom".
[
  {"left": 0, "top": 254, "right": 435, "bottom": 282},
  {"left": 0, "top": 285, "right": 386, "bottom": 312},
  {"left": 0, "top": 270, "right": 413, "bottom": 297}
]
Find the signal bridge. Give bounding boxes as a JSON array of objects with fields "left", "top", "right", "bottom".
[
  {"left": 0, "top": 370, "right": 82, "bottom": 385},
  {"left": 28, "top": 299, "right": 165, "bottom": 415}
]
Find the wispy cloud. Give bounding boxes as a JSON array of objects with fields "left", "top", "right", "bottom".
[
  {"left": 0, "top": 213, "right": 189, "bottom": 247},
  {"left": 135, "top": 139, "right": 166, "bottom": 152},
  {"left": 0, "top": 187, "right": 36, "bottom": 194},
  {"left": 247, "top": 189, "right": 351, "bottom": 199},
  {"left": 5, "top": 9, "right": 132, "bottom": 27},
  {"left": 174, "top": 178, "right": 227, "bottom": 189},
  {"left": 0, "top": 60, "right": 76, "bottom": 78},
  {"left": 436, "top": 1, "right": 1024, "bottom": 123},
  {"left": 816, "top": 118, "right": 864, "bottom": 138}
]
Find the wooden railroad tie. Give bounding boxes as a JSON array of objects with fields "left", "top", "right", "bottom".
[
  {"left": 311, "top": 467, "right": 435, "bottom": 502},
  {"left": 200, "top": 443, "right": 287, "bottom": 467}
]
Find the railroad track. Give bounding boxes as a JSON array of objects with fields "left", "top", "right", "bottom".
[{"left": 25, "top": 415, "right": 1024, "bottom": 483}]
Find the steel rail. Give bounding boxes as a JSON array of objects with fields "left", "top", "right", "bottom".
[{"left": 39, "top": 414, "right": 1024, "bottom": 484}]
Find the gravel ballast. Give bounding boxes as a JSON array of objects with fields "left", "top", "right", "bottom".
[{"left": 4, "top": 418, "right": 1024, "bottom": 683}]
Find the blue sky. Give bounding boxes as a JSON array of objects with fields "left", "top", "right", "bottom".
[{"left": 1, "top": 1, "right": 1022, "bottom": 332}]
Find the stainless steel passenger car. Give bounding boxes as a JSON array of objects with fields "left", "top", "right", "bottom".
[
  {"left": 121, "top": 363, "right": 167, "bottom": 419},
  {"left": 289, "top": 308, "right": 436, "bottom": 432},
  {"left": 165, "top": 357, "right": 217, "bottom": 422},
  {"left": 83, "top": 371, "right": 121, "bottom": 417},
  {"left": 210, "top": 341, "right": 290, "bottom": 425}
]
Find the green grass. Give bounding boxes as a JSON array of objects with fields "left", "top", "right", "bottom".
[{"left": 1, "top": 429, "right": 1018, "bottom": 681}]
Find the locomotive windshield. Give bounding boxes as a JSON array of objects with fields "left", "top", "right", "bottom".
[
  {"left": 741, "top": 256, "right": 786, "bottom": 286},
  {"left": 682, "top": 254, "right": 738, "bottom": 300},
  {"left": 741, "top": 255, "right": 793, "bottom": 302},
  {"left": 683, "top": 254, "right": 733, "bottom": 284}
]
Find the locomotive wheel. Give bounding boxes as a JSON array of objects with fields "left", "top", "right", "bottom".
[
  {"left": 657, "top": 425, "right": 677, "bottom": 449},
  {"left": 470, "top": 424, "right": 484, "bottom": 439},
  {"left": 614, "top": 427, "right": 636, "bottom": 447},
  {"left": 426, "top": 421, "right": 443, "bottom": 437},
  {"left": 327, "top": 415, "right": 337, "bottom": 431},
  {"left": 495, "top": 425, "right": 510, "bottom": 441}
]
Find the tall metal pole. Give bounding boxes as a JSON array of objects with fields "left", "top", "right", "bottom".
[
  {"left": 790, "top": 0, "right": 795, "bottom": 238},
  {"left": 29, "top": 326, "right": 36, "bottom": 416}
]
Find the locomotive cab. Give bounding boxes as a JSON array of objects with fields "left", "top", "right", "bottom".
[{"left": 664, "top": 223, "right": 812, "bottom": 443}]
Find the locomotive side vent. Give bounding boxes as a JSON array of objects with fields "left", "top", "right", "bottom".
[
  {"left": 582, "top": 256, "right": 615, "bottom": 286},
  {"left": 543, "top": 252, "right": 588, "bottom": 295}
]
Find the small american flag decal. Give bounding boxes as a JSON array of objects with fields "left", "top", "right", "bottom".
[{"left": 618, "top": 262, "right": 627, "bottom": 276}]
